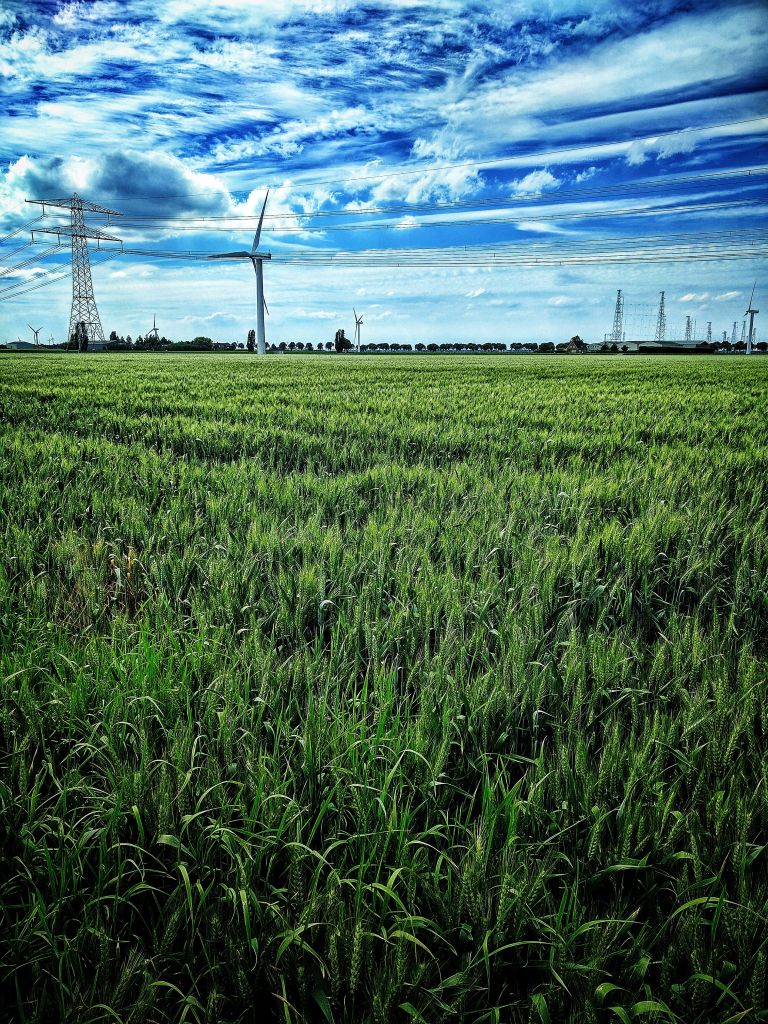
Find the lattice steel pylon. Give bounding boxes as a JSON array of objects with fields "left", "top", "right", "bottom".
[
  {"left": 611, "top": 289, "right": 624, "bottom": 343},
  {"left": 26, "top": 193, "right": 122, "bottom": 346},
  {"left": 655, "top": 290, "right": 666, "bottom": 342}
]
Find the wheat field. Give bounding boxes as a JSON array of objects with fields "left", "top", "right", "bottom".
[{"left": 1, "top": 353, "right": 766, "bottom": 1023}]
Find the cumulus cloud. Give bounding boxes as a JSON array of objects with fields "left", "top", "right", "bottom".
[
  {"left": 575, "top": 166, "right": 597, "bottom": 183},
  {"left": 512, "top": 169, "right": 560, "bottom": 195},
  {"left": 626, "top": 130, "right": 697, "bottom": 165}
]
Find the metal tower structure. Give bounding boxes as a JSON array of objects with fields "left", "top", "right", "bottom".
[
  {"left": 706, "top": 321, "right": 712, "bottom": 343},
  {"left": 722, "top": 331, "right": 728, "bottom": 345},
  {"left": 684, "top": 316, "right": 692, "bottom": 343},
  {"left": 745, "top": 283, "right": 759, "bottom": 356},
  {"left": 26, "top": 194, "right": 122, "bottom": 346},
  {"left": 354, "top": 308, "right": 364, "bottom": 350},
  {"left": 611, "top": 289, "right": 624, "bottom": 344},
  {"left": 655, "top": 291, "right": 666, "bottom": 342},
  {"left": 730, "top": 321, "right": 738, "bottom": 346}
]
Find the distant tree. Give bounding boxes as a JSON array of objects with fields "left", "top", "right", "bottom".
[
  {"left": 247, "top": 329, "right": 255, "bottom": 352},
  {"left": 610, "top": 342, "right": 619, "bottom": 353},
  {"left": 621, "top": 344, "right": 629, "bottom": 353},
  {"left": 279, "top": 342, "right": 287, "bottom": 352},
  {"left": 109, "top": 329, "right": 118, "bottom": 342},
  {"left": 192, "top": 336, "right": 213, "bottom": 350},
  {"left": 306, "top": 342, "right": 313, "bottom": 351},
  {"left": 75, "top": 321, "right": 88, "bottom": 352},
  {"left": 297, "top": 342, "right": 305, "bottom": 351},
  {"left": 556, "top": 342, "right": 569, "bottom": 352},
  {"left": 757, "top": 341, "right": 768, "bottom": 352},
  {"left": 427, "top": 343, "right": 438, "bottom": 352},
  {"left": 237, "top": 342, "right": 244, "bottom": 349},
  {"left": 540, "top": 342, "right": 555, "bottom": 353},
  {"left": 334, "top": 329, "right": 353, "bottom": 353}
]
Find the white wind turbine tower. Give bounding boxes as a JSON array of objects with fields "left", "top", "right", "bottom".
[
  {"left": 28, "top": 324, "right": 42, "bottom": 348},
  {"left": 146, "top": 315, "right": 160, "bottom": 344},
  {"left": 354, "top": 308, "right": 363, "bottom": 351},
  {"left": 208, "top": 191, "right": 271, "bottom": 355},
  {"left": 745, "top": 282, "right": 759, "bottom": 355}
]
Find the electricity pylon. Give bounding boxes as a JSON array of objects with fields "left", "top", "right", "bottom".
[
  {"left": 611, "top": 289, "right": 624, "bottom": 344},
  {"left": 26, "top": 193, "right": 122, "bottom": 346},
  {"left": 655, "top": 290, "right": 666, "bottom": 342}
]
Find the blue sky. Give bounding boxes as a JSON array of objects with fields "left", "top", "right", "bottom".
[{"left": 0, "top": 0, "right": 766, "bottom": 344}]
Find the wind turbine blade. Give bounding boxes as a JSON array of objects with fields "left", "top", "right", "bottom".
[
  {"left": 263, "top": 296, "right": 269, "bottom": 316},
  {"left": 747, "top": 280, "right": 756, "bottom": 313},
  {"left": 353, "top": 308, "right": 357, "bottom": 321},
  {"left": 208, "top": 251, "right": 250, "bottom": 259},
  {"left": 252, "top": 189, "right": 270, "bottom": 253}
]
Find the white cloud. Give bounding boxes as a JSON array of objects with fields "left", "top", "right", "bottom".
[
  {"left": 512, "top": 169, "right": 561, "bottom": 195},
  {"left": 465, "top": 288, "right": 486, "bottom": 298},
  {"left": 575, "top": 166, "right": 597, "bottom": 183},
  {"left": 715, "top": 290, "right": 741, "bottom": 301},
  {"left": 680, "top": 292, "right": 710, "bottom": 302}
]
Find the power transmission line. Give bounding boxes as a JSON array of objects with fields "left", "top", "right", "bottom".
[
  {"left": 104, "top": 197, "right": 768, "bottom": 236},
  {"left": 0, "top": 249, "right": 118, "bottom": 303},
  {"left": 110, "top": 165, "right": 768, "bottom": 224},
  {"left": 90, "top": 116, "right": 768, "bottom": 203}
]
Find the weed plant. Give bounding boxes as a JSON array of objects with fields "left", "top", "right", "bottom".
[{"left": 0, "top": 354, "right": 766, "bottom": 1023}]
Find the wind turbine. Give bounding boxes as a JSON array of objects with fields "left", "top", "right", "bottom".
[
  {"left": 146, "top": 315, "right": 160, "bottom": 344},
  {"left": 208, "top": 190, "right": 271, "bottom": 355},
  {"left": 28, "top": 324, "right": 42, "bottom": 348},
  {"left": 745, "top": 282, "right": 759, "bottom": 355},
  {"left": 353, "top": 308, "right": 363, "bottom": 350}
]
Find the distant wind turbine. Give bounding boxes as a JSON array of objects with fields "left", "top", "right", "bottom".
[
  {"left": 208, "top": 190, "right": 271, "bottom": 355},
  {"left": 354, "top": 308, "right": 363, "bottom": 350},
  {"left": 146, "top": 314, "right": 160, "bottom": 344},
  {"left": 745, "top": 282, "right": 759, "bottom": 356},
  {"left": 28, "top": 324, "right": 42, "bottom": 348}
]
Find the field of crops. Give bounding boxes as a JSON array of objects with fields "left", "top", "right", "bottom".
[{"left": 0, "top": 352, "right": 766, "bottom": 1024}]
